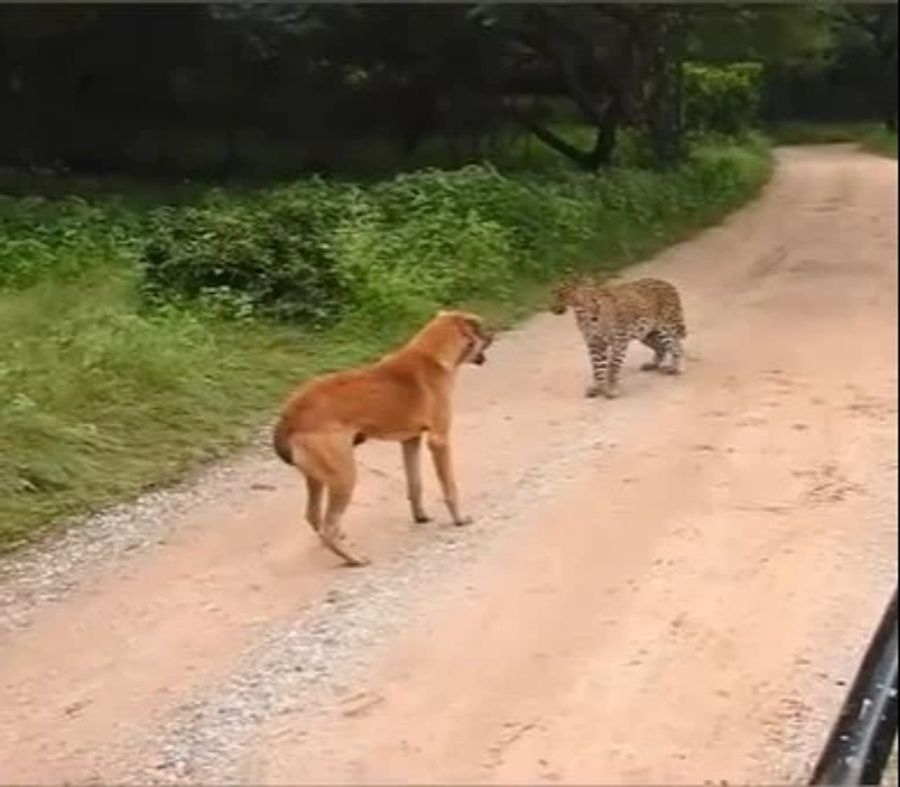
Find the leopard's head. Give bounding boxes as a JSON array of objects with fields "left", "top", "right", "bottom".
[{"left": 549, "top": 277, "right": 579, "bottom": 315}]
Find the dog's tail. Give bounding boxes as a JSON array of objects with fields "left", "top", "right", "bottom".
[{"left": 272, "top": 418, "right": 295, "bottom": 465}]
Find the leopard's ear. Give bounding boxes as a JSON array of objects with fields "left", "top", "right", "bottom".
[{"left": 549, "top": 279, "right": 573, "bottom": 314}]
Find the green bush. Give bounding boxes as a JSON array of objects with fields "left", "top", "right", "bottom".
[
  {"left": 142, "top": 182, "right": 351, "bottom": 323},
  {"left": 141, "top": 167, "right": 564, "bottom": 323},
  {"left": 140, "top": 140, "right": 772, "bottom": 328},
  {"left": 862, "top": 127, "right": 898, "bottom": 159},
  {"left": 685, "top": 62, "right": 764, "bottom": 135},
  {"left": 0, "top": 195, "right": 141, "bottom": 288}
]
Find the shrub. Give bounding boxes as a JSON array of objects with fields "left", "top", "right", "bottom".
[
  {"left": 141, "top": 166, "right": 572, "bottom": 323},
  {"left": 0, "top": 196, "right": 141, "bottom": 288},
  {"left": 139, "top": 139, "right": 772, "bottom": 328},
  {"left": 861, "top": 127, "right": 898, "bottom": 159},
  {"left": 142, "top": 181, "right": 351, "bottom": 323},
  {"left": 684, "top": 62, "right": 764, "bottom": 135}
]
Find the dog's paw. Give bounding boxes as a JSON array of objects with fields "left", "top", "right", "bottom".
[
  {"left": 585, "top": 384, "right": 603, "bottom": 399},
  {"left": 454, "top": 516, "right": 473, "bottom": 527},
  {"left": 413, "top": 512, "right": 432, "bottom": 524},
  {"left": 660, "top": 366, "right": 681, "bottom": 376},
  {"left": 640, "top": 362, "right": 660, "bottom": 372},
  {"left": 603, "top": 386, "right": 620, "bottom": 399}
]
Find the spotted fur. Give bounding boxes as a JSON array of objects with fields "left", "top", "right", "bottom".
[{"left": 550, "top": 275, "right": 687, "bottom": 398}]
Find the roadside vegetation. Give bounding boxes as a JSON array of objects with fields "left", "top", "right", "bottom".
[
  {"left": 860, "top": 127, "right": 899, "bottom": 158},
  {"left": 766, "top": 121, "right": 898, "bottom": 158}
]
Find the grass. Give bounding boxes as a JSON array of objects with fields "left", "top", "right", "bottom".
[
  {"left": 860, "top": 127, "right": 898, "bottom": 159},
  {"left": 766, "top": 121, "right": 898, "bottom": 158},
  {"left": 0, "top": 134, "right": 773, "bottom": 550}
]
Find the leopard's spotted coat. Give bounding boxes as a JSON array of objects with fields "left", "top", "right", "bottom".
[{"left": 550, "top": 275, "right": 687, "bottom": 398}]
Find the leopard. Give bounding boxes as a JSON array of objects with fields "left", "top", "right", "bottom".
[{"left": 550, "top": 273, "right": 687, "bottom": 399}]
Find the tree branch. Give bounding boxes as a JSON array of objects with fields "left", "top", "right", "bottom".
[{"left": 505, "top": 103, "right": 591, "bottom": 168}]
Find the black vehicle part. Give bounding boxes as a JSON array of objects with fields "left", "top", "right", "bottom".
[{"left": 810, "top": 587, "right": 897, "bottom": 786}]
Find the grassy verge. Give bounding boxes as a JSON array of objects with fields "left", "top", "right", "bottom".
[
  {"left": 0, "top": 135, "right": 773, "bottom": 550},
  {"left": 860, "top": 127, "right": 898, "bottom": 159},
  {"left": 766, "top": 121, "right": 898, "bottom": 158}
]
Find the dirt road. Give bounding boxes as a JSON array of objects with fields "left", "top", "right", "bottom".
[{"left": 1, "top": 146, "right": 896, "bottom": 784}]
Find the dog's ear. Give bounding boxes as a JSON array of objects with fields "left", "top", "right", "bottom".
[{"left": 460, "top": 314, "right": 487, "bottom": 336}]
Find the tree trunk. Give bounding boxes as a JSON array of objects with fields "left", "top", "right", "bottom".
[
  {"left": 589, "top": 96, "right": 621, "bottom": 168},
  {"left": 509, "top": 96, "right": 620, "bottom": 172},
  {"left": 642, "top": 9, "right": 685, "bottom": 168},
  {"left": 886, "top": 56, "right": 898, "bottom": 132}
]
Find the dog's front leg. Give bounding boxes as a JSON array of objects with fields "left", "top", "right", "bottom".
[
  {"left": 427, "top": 433, "right": 471, "bottom": 526},
  {"left": 402, "top": 437, "right": 431, "bottom": 523}
]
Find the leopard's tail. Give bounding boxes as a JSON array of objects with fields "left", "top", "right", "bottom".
[
  {"left": 671, "top": 291, "right": 687, "bottom": 339},
  {"left": 670, "top": 286, "right": 687, "bottom": 339}
]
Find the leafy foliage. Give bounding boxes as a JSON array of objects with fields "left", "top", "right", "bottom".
[
  {"left": 143, "top": 183, "right": 350, "bottom": 323},
  {"left": 139, "top": 138, "right": 771, "bottom": 327},
  {"left": 0, "top": 196, "right": 141, "bottom": 288},
  {"left": 684, "top": 63, "right": 763, "bottom": 135},
  {"left": 761, "top": 3, "right": 897, "bottom": 129}
]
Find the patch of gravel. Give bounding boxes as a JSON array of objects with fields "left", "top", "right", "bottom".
[
  {"left": 135, "top": 407, "right": 610, "bottom": 784},
  {"left": 0, "top": 429, "right": 275, "bottom": 636}
]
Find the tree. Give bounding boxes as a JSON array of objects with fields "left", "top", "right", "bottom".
[
  {"left": 686, "top": 3, "right": 832, "bottom": 64},
  {"left": 472, "top": 5, "right": 655, "bottom": 170},
  {"left": 635, "top": 6, "right": 687, "bottom": 166},
  {"left": 830, "top": 4, "right": 897, "bottom": 129}
]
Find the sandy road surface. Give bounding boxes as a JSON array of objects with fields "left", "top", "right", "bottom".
[{"left": 0, "top": 146, "right": 896, "bottom": 784}]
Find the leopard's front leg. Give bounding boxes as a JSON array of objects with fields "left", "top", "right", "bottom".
[
  {"left": 585, "top": 337, "right": 610, "bottom": 398},
  {"left": 604, "top": 336, "right": 628, "bottom": 398}
]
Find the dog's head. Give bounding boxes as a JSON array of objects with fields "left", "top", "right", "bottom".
[{"left": 437, "top": 310, "right": 494, "bottom": 366}]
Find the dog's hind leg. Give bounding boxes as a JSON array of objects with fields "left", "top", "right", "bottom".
[
  {"left": 402, "top": 436, "right": 431, "bottom": 523},
  {"left": 287, "top": 439, "right": 324, "bottom": 535},
  {"left": 319, "top": 444, "right": 369, "bottom": 567},
  {"left": 304, "top": 476, "right": 324, "bottom": 533},
  {"left": 293, "top": 435, "right": 368, "bottom": 567}
]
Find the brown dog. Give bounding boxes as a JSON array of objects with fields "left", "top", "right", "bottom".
[{"left": 273, "top": 310, "right": 494, "bottom": 566}]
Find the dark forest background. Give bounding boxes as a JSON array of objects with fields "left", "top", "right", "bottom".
[{"left": 0, "top": 3, "right": 895, "bottom": 177}]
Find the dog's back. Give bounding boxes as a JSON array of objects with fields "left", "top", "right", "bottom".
[{"left": 273, "top": 358, "right": 430, "bottom": 465}]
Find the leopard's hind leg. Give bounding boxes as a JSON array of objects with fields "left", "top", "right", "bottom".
[
  {"left": 640, "top": 330, "right": 667, "bottom": 371},
  {"left": 655, "top": 327, "right": 684, "bottom": 375}
]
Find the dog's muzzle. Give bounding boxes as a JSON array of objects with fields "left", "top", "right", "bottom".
[{"left": 471, "top": 333, "right": 493, "bottom": 365}]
